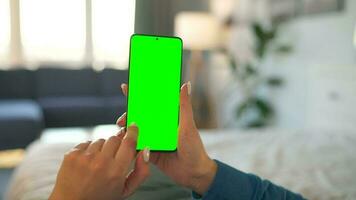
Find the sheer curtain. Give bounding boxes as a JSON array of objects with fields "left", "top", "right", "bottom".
[
  {"left": 0, "top": 0, "right": 10, "bottom": 64},
  {"left": 20, "top": 0, "right": 86, "bottom": 63},
  {"left": 92, "top": 0, "right": 135, "bottom": 68},
  {"left": 0, "top": 0, "right": 135, "bottom": 68}
]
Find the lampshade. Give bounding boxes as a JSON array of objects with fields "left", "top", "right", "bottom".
[
  {"left": 210, "top": 0, "right": 236, "bottom": 22},
  {"left": 174, "top": 12, "right": 220, "bottom": 50}
]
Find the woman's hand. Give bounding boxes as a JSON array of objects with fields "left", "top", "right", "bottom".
[
  {"left": 49, "top": 124, "right": 150, "bottom": 200},
  {"left": 118, "top": 82, "right": 217, "bottom": 195}
]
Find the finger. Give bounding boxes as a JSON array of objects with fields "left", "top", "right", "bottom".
[
  {"left": 179, "top": 81, "right": 196, "bottom": 130},
  {"left": 116, "top": 127, "right": 126, "bottom": 137},
  {"left": 86, "top": 139, "right": 105, "bottom": 154},
  {"left": 116, "top": 112, "right": 127, "bottom": 127},
  {"left": 121, "top": 83, "right": 128, "bottom": 96},
  {"left": 102, "top": 135, "right": 123, "bottom": 158},
  {"left": 149, "top": 152, "right": 160, "bottom": 165},
  {"left": 73, "top": 141, "right": 91, "bottom": 151},
  {"left": 115, "top": 123, "right": 138, "bottom": 172},
  {"left": 122, "top": 150, "right": 150, "bottom": 198}
]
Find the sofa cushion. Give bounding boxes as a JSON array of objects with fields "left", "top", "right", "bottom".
[
  {"left": 103, "top": 96, "right": 127, "bottom": 122},
  {"left": 0, "top": 100, "right": 43, "bottom": 120},
  {"left": 38, "top": 97, "right": 111, "bottom": 127},
  {"left": 0, "top": 69, "right": 35, "bottom": 99},
  {"left": 0, "top": 100, "right": 44, "bottom": 150},
  {"left": 101, "top": 68, "right": 128, "bottom": 96},
  {"left": 35, "top": 67, "right": 100, "bottom": 98}
]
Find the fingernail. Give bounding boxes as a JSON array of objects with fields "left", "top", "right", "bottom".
[
  {"left": 187, "top": 81, "right": 192, "bottom": 96},
  {"left": 121, "top": 112, "right": 127, "bottom": 118},
  {"left": 118, "top": 112, "right": 126, "bottom": 121},
  {"left": 116, "top": 112, "right": 126, "bottom": 125},
  {"left": 120, "top": 83, "right": 125, "bottom": 90},
  {"left": 143, "top": 147, "right": 150, "bottom": 163}
]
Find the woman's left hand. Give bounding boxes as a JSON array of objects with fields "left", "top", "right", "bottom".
[
  {"left": 49, "top": 124, "right": 150, "bottom": 200},
  {"left": 118, "top": 83, "right": 217, "bottom": 195}
]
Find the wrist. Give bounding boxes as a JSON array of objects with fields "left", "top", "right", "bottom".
[
  {"left": 49, "top": 188, "right": 75, "bottom": 200},
  {"left": 189, "top": 157, "right": 217, "bottom": 195},
  {"left": 49, "top": 191, "right": 62, "bottom": 200}
]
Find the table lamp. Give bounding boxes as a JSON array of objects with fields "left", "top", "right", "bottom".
[
  {"left": 174, "top": 12, "right": 220, "bottom": 128},
  {"left": 175, "top": 12, "right": 220, "bottom": 51}
]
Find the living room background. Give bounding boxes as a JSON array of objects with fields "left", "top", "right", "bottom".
[{"left": 1, "top": 0, "right": 356, "bottom": 199}]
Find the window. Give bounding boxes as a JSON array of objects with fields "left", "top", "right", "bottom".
[
  {"left": 0, "top": 0, "right": 135, "bottom": 68},
  {"left": 0, "top": 0, "right": 10, "bottom": 63},
  {"left": 92, "top": 0, "right": 135, "bottom": 68},
  {"left": 20, "top": 0, "right": 86, "bottom": 62}
]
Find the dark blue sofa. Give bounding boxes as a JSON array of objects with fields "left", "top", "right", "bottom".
[{"left": 0, "top": 67, "right": 127, "bottom": 150}]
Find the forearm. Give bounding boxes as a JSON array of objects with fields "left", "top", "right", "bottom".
[{"left": 193, "top": 160, "right": 306, "bottom": 200}]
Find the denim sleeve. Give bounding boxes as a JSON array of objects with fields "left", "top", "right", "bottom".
[{"left": 192, "top": 160, "right": 306, "bottom": 200}]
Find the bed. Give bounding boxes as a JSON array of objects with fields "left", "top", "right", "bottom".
[{"left": 5, "top": 129, "right": 356, "bottom": 200}]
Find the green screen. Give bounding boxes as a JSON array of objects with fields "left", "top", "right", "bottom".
[{"left": 127, "top": 34, "right": 182, "bottom": 151}]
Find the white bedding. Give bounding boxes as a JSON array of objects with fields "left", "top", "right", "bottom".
[
  {"left": 5, "top": 129, "right": 356, "bottom": 200},
  {"left": 202, "top": 129, "right": 356, "bottom": 200}
]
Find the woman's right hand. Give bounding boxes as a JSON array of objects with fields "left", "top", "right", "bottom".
[
  {"left": 118, "top": 82, "right": 217, "bottom": 195},
  {"left": 49, "top": 124, "right": 150, "bottom": 200}
]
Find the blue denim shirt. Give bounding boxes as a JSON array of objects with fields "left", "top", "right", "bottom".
[{"left": 192, "top": 160, "right": 306, "bottom": 200}]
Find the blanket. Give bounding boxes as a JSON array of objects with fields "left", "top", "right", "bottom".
[{"left": 5, "top": 129, "right": 356, "bottom": 200}]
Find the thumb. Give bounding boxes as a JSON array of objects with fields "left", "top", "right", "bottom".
[{"left": 179, "top": 81, "right": 196, "bottom": 130}]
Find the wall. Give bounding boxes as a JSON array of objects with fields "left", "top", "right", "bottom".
[
  {"left": 262, "top": 0, "right": 356, "bottom": 129},
  {"left": 211, "top": 0, "right": 356, "bottom": 129},
  {"left": 134, "top": 0, "right": 356, "bottom": 130},
  {"left": 135, "top": 0, "right": 209, "bottom": 35}
]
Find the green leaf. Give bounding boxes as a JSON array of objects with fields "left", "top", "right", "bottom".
[
  {"left": 247, "top": 120, "right": 266, "bottom": 128},
  {"left": 255, "top": 98, "right": 274, "bottom": 119},
  {"left": 229, "top": 57, "right": 237, "bottom": 71},
  {"left": 236, "top": 100, "right": 250, "bottom": 119},
  {"left": 235, "top": 97, "right": 274, "bottom": 128},
  {"left": 266, "top": 77, "right": 284, "bottom": 87},
  {"left": 253, "top": 23, "right": 265, "bottom": 40},
  {"left": 275, "top": 44, "right": 293, "bottom": 54},
  {"left": 253, "top": 23, "right": 278, "bottom": 59},
  {"left": 245, "top": 64, "right": 258, "bottom": 76}
]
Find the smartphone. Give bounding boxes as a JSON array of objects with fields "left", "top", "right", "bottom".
[{"left": 126, "top": 34, "right": 182, "bottom": 151}]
